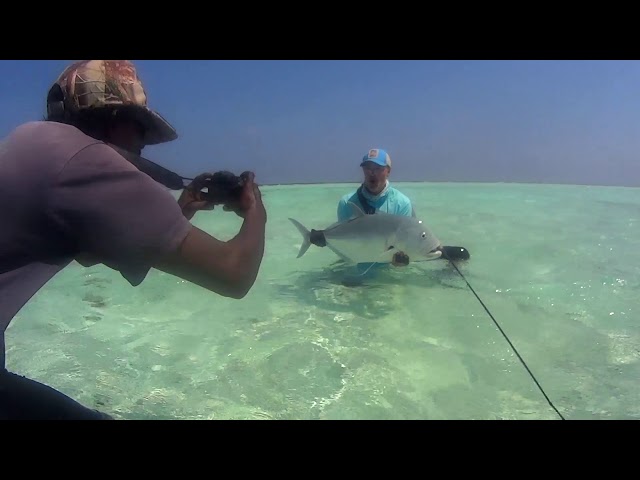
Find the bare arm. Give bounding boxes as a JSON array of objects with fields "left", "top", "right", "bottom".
[
  {"left": 154, "top": 171, "right": 267, "bottom": 298},
  {"left": 49, "top": 144, "right": 267, "bottom": 298},
  {"left": 155, "top": 207, "right": 266, "bottom": 299}
]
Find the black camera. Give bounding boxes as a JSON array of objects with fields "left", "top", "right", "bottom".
[{"left": 193, "top": 171, "right": 247, "bottom": 205}]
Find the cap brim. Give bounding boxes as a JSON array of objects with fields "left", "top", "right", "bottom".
[
  {"left": 360, "top": 160, "right": 388, "bottom": 167},
  {"left": 131, "top": 107, "right": 178, "bottom": 145}
]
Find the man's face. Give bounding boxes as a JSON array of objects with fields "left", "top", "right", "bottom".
[
  {"left": 107, "top": 117, "right": 146, "bottom": 156},
  {"left": 362, "top": 162, "right": 390, "bottom": 194}
]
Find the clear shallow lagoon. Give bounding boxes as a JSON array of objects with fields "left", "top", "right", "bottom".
[{"left": 5, "top": 182, "right": 639, "bottom": 420}]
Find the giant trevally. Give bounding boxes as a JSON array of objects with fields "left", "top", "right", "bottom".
[{"left": 288, "top": 202, "right": 443, "bottom": 265}]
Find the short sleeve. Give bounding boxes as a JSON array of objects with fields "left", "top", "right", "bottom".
[{"left": 45, "top": 143, "right": 192, "bottom": 285}]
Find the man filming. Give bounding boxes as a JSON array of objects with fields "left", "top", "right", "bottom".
[{"left": 0, "top": 60, "right": 267, "bottom": 419}]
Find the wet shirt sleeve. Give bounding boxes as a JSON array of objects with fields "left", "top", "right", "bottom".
[
  {"left": 45, "top": 142, "right": 192, "bottom": 285},
  {"left": 337, "top": 197, "right": 351, "bottom": 222},
  {"left": 396, "top": 198, "right": 414, "bottom": 217}
]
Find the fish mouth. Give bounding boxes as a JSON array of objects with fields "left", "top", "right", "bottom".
[{"left": 424, "top": 248, "right": 443, "bottom": 260}]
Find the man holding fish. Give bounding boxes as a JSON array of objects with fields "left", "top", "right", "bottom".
[
  {"left": 337, "top": 148, "right": 419, "bottom": 268},
  {"left": 289, "top": 147, "right": 470, "bottom": 276}
]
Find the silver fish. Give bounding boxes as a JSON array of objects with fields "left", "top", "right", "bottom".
[{"left": 289, "top": 202, "right": 442, "bottom": 265}]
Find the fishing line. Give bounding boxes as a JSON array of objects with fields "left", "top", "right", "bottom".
[{"left": 440, "top": 250, "right": 566, "bottom": 421}]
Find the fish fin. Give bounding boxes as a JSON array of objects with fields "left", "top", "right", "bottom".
[
  {"left": 347, "top": 201, "right": 366, "bottom": 218},
  {"left": 288, "top": 218, "right": 312, "bottom": 258},
  {"left": 326, "top": 244, "right": 355, "bottom": 264},
  {"left": 355, "top": 247, "right": 397, "bottom": 276}
]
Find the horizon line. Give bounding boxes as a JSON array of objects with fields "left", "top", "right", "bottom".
[{"left": 256, "top": 179, "right": 640, "bottom": 189}]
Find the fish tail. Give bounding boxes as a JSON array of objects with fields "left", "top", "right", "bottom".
[{"left": 288, "top": 218, "right": 312, "bottom": 258}]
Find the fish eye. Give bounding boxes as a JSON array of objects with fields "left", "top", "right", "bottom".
[{"left": 421, "top": 233, "right": 426, "bottom": 238}]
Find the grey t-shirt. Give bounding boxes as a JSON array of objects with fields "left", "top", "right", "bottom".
[{"left": 0, "top": 121, "right": 192, "bottom": 367}]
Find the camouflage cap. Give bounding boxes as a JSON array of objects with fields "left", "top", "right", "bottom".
[{"left": 50, "top": 60, "right": 178, "bottom": 145}]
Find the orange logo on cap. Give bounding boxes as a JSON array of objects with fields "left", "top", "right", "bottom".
[{"left": 368, "top": 149, "right": 379, "bottom": 158}]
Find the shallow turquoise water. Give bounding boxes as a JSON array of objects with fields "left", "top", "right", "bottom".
[{"left": 5, "top": 182, "right": 640, "bottom": 419}]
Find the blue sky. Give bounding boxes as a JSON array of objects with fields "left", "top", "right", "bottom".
[{"left": 1, "top": 59, "right": 639, "bottom": 186}]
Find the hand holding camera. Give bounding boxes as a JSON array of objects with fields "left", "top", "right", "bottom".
[{"left": 179, "top": 170, "right": 265, "bottom": 221}]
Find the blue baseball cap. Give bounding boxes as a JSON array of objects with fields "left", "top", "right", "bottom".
[{"left": 360, "top": 148, "right": 392, "bottom": 168}]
